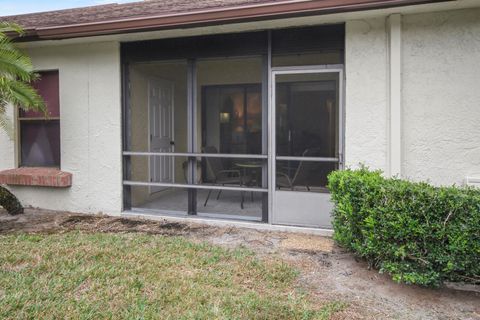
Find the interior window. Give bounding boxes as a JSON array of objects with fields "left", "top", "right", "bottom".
[
  {"left": 197, "top": 56, "right": 263, "bottom": 156},
  {"left": 202, "top": 84, "right": 262, "bottom": 155}
]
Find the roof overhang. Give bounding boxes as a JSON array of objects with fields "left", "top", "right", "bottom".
[{"left": 13, "top": 0, "right": 451, "bottom": 41}]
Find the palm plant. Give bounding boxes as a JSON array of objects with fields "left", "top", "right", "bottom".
[
  {"left": 0, "top": 22, "right": 45, "bottom": 135},
  {"left": 0, "top": 22, "right": 45, "bottom": 215}
]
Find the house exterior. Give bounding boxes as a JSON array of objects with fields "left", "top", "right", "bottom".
[{"left": 0, "top": 0, "right": 479, "bottom": 229}]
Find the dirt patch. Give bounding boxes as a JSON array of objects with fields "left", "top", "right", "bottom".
[
  {"left": 280, "top": 233, "right": 334, "bottom": 253},
  {"left": 0, "top": 208, "right": 478, "bottom": 319},
  {"left": 58, "top": 215, "right": 196, "bottom": 235}
]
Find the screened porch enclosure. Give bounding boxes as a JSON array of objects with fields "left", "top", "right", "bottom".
[
  {"left": 122, "top": 25, "right": 345, "bottom": 226},
  {"left": 125, "top": 57, "right": 266, "bottom": 220}
]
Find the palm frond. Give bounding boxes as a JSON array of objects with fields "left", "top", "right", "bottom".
[
  {"left": 0, "top": 22, "right": 24, "bottom": 35},
  {"left": 0, "top": 77, "right": 45, "bottom": 113},
  {"left": 0, "top": 42, "right": 35, "bottom": 82},
  {"left": 0, "top": 22, "right": 44, "bottom": 138}
]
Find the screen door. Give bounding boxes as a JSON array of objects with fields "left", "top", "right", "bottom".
[{"left": 271, "top": 68, "right": 343, "bottom": 228}]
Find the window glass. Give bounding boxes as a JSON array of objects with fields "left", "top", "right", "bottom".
[
  {"left": 20, "top": 120, "right": 60, "bottom": 167},
  {"left": 20, "top": 71, "right": 60, "bottom": 118},
  {"left": 19, "top": 71, "right": 60, "bottom": 167}
]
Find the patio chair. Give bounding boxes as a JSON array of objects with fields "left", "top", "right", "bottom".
[
  {"left": 276, "top": 148, "right": 324, "bottom": 191},
  {"left": 203, "top": 146, "right": 242, "bottom": 207}
]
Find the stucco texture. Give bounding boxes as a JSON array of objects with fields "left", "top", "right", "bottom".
[
  {"left": 0, "top": 104, "right": 15, "bottom": 169},
  {"left": 345, "top": 18, "right": 388, "bottom": 172},
  {"left": 0, "top": 42, "right": 122, "bottom": 214},
  {"left": 401, "top": 8, "right": 480, "bottom": 185},
  {"left": 345, "top": 9, "right": 480, "bottom": 186}
]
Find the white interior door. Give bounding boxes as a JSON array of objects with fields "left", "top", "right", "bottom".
[
  {"left": 271, "top": 68, "right": 343, "bottom": 228},
  {"left": 149, "top": 78, "right": 175, "bottom": 194}
]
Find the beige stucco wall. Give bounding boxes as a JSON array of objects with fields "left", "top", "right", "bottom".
[
  {"left": 401, "top": 8, "right": 480, "bottom": 185},
  {"left": 0, "top": 104, "right": 15, "bottom": 169},
  {"left": 345, "top": 17, "right": 389, "bottom": 172},
  {"left": 0, "top": 42, "right": 123, "bottom": 214},
  {"left": 345, "top": 8, "right": 480, "bottom": 186}
]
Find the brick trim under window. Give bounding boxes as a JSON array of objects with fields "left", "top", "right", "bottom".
[{"left": 0, "top": 167, "right": 72, "bottom": 188}]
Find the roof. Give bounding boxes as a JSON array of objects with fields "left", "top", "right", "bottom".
[
  {"left": 1, "top": 0, "right": 445, "bottom": 41},
  {"left": 2, "top": 0, "right": 274, "bottom": 29}
]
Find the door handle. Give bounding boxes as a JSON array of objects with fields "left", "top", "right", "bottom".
[{"left": 170, "top": 141, "right": 175, "bottom": 145}]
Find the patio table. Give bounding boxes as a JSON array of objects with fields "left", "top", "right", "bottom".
[{"left": 234, "top": 161, "right": 263, "bottom": 209}]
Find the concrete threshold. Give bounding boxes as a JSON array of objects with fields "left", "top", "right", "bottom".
[{"left": 122, "top": 211, "right": 334, "bottom": 237}]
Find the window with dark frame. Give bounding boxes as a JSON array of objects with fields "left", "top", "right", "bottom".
[{"left": 18, "top": 70, "right": 60, "bottom": 168}]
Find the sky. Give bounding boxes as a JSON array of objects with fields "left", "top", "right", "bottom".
[{"left": 0, "top": 0, "right": 139, "bottom": 16}]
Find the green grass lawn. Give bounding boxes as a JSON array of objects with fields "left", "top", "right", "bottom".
[{"left": 0, "top": 232, "right": 343, "bottom": 319}]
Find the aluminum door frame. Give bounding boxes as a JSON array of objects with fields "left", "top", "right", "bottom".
[{"left": 268, "top": 65, "right": 344, "bottom": 228}]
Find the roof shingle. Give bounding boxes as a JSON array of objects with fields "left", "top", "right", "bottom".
[{"left": 1, "top": 0, "right": 279, "bottom": 29}]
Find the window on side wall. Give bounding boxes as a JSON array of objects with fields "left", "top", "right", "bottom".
[{"left": 18, "top": 70, "right": 60, "bottom": 168}]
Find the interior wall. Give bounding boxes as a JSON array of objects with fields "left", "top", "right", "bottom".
[
  {"left": 129, "top": 65, "right": 149, "bottom": 206},
  {"left": 401, "top": 8, "right": 480, "bottom": 185}
]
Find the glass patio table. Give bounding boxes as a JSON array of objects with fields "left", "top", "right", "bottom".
[{"left": 234, "top": 160, "right": 263, "bottom": 208}]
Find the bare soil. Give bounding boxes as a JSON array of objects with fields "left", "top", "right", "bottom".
[{"left": 0, "top": 209, "right": 478, "bottom": 320}]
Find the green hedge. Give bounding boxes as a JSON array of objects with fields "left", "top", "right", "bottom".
[{"left": 327, "top": 167, "right": 480, "bottom": 287}]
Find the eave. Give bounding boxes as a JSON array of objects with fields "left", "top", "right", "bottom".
[{"left": 11, "top": 0, "right": 450, "bottom": 41}]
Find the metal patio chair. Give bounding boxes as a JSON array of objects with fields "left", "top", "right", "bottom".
[
  {"left": 203, "top": 146, "right": 243, "bottom": 207},
  {"left": 276, "top": 148, "right": 324, "bottom": 191}
]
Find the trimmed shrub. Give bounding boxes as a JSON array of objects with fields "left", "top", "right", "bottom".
[
  {"left": 0, "top": 185, "right": 23, "bottom": 215},
  {"left": 327, "top": 167, "right": 480, "bottom": 287}
]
